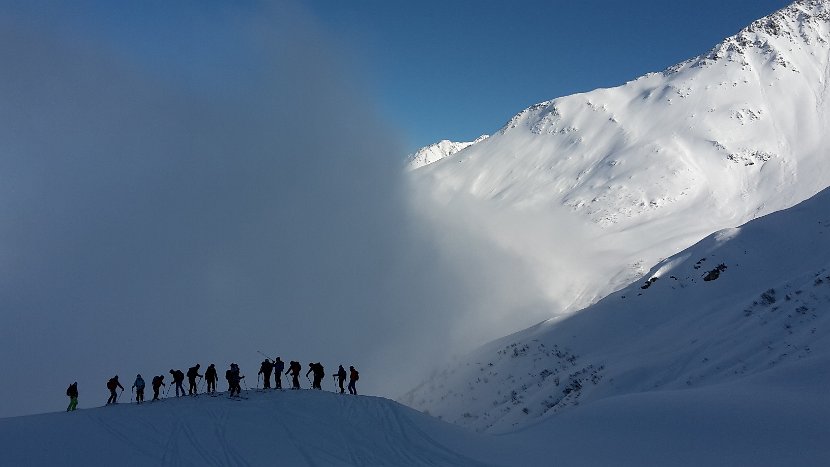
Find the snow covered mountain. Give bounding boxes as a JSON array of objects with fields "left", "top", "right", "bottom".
[
  {"left": 407, "top": 0, "right": 830, "bottom": 339},
  {"left": 403, "top": 180, "right": 830, "bottom": 452},
  {"left": 406, "top": 135, "right": 488, "bottom": 170}
]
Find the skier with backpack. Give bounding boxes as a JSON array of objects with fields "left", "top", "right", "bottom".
[
  {"left": 335, "top": 365, "right": 347, "bottom": 394},
  {"left": 286, "top": 361, "right": 301, "bottom": 389},
  {"left": 258, "top": 359, "right": 273, "bottom": 389},
  {"left": 66, "top": 382, "right": 78, "bottom": 411},
  {"left": 306, "top": 362, "right": 325, "bottom": 390},
  {"left": 169, "top": 369, "right": 185, "bottom": 397},
  {"left": 273, "top": 357, "right": 285, "bottom": 389},
  {"left": 151, "top": 375, "right": 165, "bottom": 400},
  {"left": 204, "top": 364, "right": 218, "bottom": 394},
  {"left": 186, "top": 364, "right": 202, "bottom": 395},
  {"left": 132, "top": 374, "right": 146, "bottom": 404},
  {"left": 106, "top": 375, "right": 124, "bottom": 404},
  {"left": 348, "top": 366, "right": 359, "bottom": 395}
]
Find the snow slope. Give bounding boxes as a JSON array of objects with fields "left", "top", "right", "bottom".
[
  {"left": 408, "top": 0, "right": 830, "bottom": 335},
  {"left": 0, "top": 390, "right": 517, "bottom": 466},
  {"left": 403, "top": 184, "right": 830, "bottom": 446}
]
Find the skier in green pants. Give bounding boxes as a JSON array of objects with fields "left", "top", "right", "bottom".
[{"left": 66, "top": 382, "right": 78, "bottom": 411}]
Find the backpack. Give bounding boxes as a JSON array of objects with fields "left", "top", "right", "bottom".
[
  {"left": 106, "top": 379, "right": 116, "bottom": 390},
  {"left": 135, "top": 377, "right": 145, "bottom": 390},
  {"left": 353, "top": 370, "right": 359, "bottom": 381}
]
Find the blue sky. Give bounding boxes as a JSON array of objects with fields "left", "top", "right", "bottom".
[
  {"left": 5, "top": 0, "right": 792, "bottom": 153},
  {"left": 304, "top": 0, "right": 792, "bottom": 152}
]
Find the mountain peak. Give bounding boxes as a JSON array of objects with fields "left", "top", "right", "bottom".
[{"left": 676, "top": 0, "right": 830, "bottom": 72}]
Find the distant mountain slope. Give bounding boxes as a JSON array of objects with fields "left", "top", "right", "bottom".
[
  {"left": 407, "top": 0, "right": 830, "bottom": 334},
  {"left": 406, "top": 135, "right": 488, "bottom": 170},
  {"left": 403, "top": 185, "right": 830, "bottom": 435}
]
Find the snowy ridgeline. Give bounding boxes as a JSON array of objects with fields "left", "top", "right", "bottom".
[
  {"left": 0, "top": 390, "right": 515, "bottom": 466},
  {"left": 403, "top": 185, "right": 830, "bottom": 444}
]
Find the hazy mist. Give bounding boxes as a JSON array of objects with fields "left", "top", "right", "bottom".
[{"left": 0, "top": 2, "right": 555, "bottom": 417}]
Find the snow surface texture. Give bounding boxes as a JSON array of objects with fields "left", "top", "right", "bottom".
[
  {"left": 407, "top": 0, "right": 830, "bottom": 343},
  {"left": 0, "top": 390, "right": 506, "bottom": 466}
]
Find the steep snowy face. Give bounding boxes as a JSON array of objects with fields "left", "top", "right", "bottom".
[
  {"left": 407, "top": 1, "right": 830, "bottom": 324},
  {"left": 403, "top": 186, "right": 830, "bottom": 433},
  {"left": 406, "top": 135, "right": 488, "bottom": 170}
]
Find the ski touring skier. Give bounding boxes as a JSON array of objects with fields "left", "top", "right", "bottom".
[
  {"left": 273, "top": 357, "right": 285, "bottom": 389},
  {"left": 169, "top": 369, "right": 185, "bottom": 397},
  {"left": 306, "top": 362, "right": 325, "bottom": 390},
  {"left": 106, "top": 375, "right": 124, "bottom": 404},
  {"left": 348, "top": 366, "right": 359, "bottom": 395},
  {"left": 186, "top": 364, "right": 202, "bottom": 395},
  {"left": 286, "top": 361, "right": 302, "bottom": 389},
  {"left": 66, "top": 382, "right": 78, "bottom": 411},
  {"left": 204, "top": 364, "right": 218, "bottom": 394},
  {"left": 132, "top": 374, "right": 146, "bottom": 404},
  {"left": 151, "top": 375, "right": 165, "bottom": 400},
  {"left": 335, "top": 365, "right": 347, "bottom": 394},
  {"left": 258, "top": 359, "right": 273, "bottom": 389},
  {"left": 228, "top": 363, "right": 244, "bottom": 397}
]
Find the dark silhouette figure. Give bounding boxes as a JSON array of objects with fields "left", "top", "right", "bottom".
[
  {"left": 258, "top": 359, "right": 273, "bottom": 389},
  {"left": 170, "top": 369, "right": 185, "bottom": 397},
  {"left": 335, "top": 365, "right": 347, "bottom": 394},
  {"left": 186, "top": 364, "right": 202, "bottom": 395},
  {"left": 273, "top": 357, "right": 285, "bottom": 389},
  {"left": 286, "top": 361, "right": 301, "bottom": 389},
  {"left": 106, "top": 376, "right": 124, "bottom": 404},
  {"left": 225, "top": 367, "right": 233, "bottom": 392},
  {"left": 205, "top": 364, "right": 218, "bottom": 394},
  {"left": 306, "top": 362, "right": 325, "bottom": 390},
  {"left": 228, "top": 363, "right": 244, "bottom": 397},
  {"left": 348, "top": 366, "right": 359, "bottom": 395},
  {"left": 132, "top": 374, "right": 145, "bottom": 404},
  {"left": 66, "top": 382, "right": 78, "bottom": 411},
  {"left": 151, "top": 375, "right": 165, "bottom": 400}
]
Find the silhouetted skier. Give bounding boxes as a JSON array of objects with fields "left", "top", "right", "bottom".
[
  {"left": 228, "top": 363, "right": 244, "bottom": 397},
  {"left": 151, "top": 375, "right": 165, "bottom": 400},
  {"left": 170, "top": 369, "right": 185, "bottom": 397},
  {"left": 273, "top": 357, "right": 285, "bottom": 389},
  {"left": 132, "top": 374, "right": 145, "bottom": 404},
  {"left": 225, "top": 366, "right": 233, "bottom": 392},
  {"left": 66, "top": 382, "right": 78, "bottom": 411},
  {"left": 306, "top": 362, "right": 324, "bottom": 390},
  {"left": 348, "top": 366, "right": 359, "bottom": 395},
  {"left": 258, "top": 359, "right": 273, "bottom": 389},
  {"left": 187, "top": 364, "right": 202, "bottom": 395},
  {"left": 106, "top": 376, "right": 124, "bottom": 404},
  {"left": 205, "top": 364, "right": 218, "bottom": 394},
  {"left": 335, "top": 365, "right": 347, "bottom": 394},
  {"left": 286, "top": 361, "right": 301, "bottom": 389}
]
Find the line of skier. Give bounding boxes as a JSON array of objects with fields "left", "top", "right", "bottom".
[{"left": 66, "top": 357, "right": 360, "bottom": 410}]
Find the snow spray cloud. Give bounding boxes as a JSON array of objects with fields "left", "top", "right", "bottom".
[{"left": 0, "top": 2, "right": 482, "bottom": 416}]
